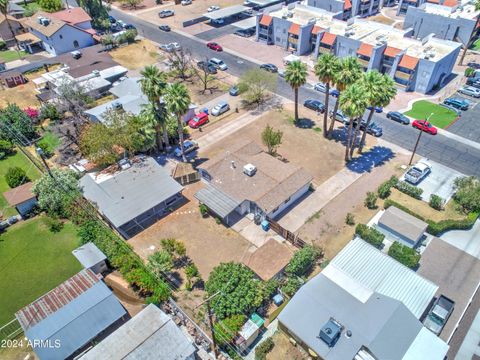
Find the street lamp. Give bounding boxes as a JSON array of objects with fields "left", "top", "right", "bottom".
[{"left": 408, "top": 112, "right": 434, "bottom": 166}]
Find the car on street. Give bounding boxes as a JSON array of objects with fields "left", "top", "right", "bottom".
[
  {"left": 458, "top": 85, "right": 480, "bottom": 98},
  {"left": 329, "top": 109, "right": 349, "bottom": 124},
  {"left": 423, "top": 295, "right": 455, "bottom": 335},
  {"left": 404, "top": 160, "right": 431, "bottom": 184},
  {"left": 303, "top": 99, "right": 325, "bottom": 113},
  {"left": 181, "top": 0, "right": 192, "bottom": 5},
  {"left": 234, "top": 28, "right": 255, "bottom": 37},
  {"left": 159, "top": 42, "right": 180, "bottom": 52},
  {"left": 329, "top": 89, "right": 340, "bottom": 97},
  {"left": 467, "top": 62, "right": 480, "bottom": 69},
  {"left": 158, "top": 25, "right": 171, "bottom": 32},
  {"left": 211, "top": 101, "right": 230, "bottom": 116},
  {"left": 354, "top": 120, "right": 383, "bottom": 137},
  {"left": 367, "top": 105, "right": 383, "bottom": 113},
  {"left": 174, "top": 140, "right": 199, "bottom": 157},
  {"left": 206, "top": 42, "right": 223, "bottom": 51},
  {"left": 412, "top": 119, "right": 438, "bottom": 135},
  {"left": 443, "top": 97, "right": 469, "bottom": 111},
  {"left": 109, "top": 15, "right": 116, "bottom": 23},
  {"left": 466, "top": 77, "right": 480, "bottom": 88},
  {"left": 208, "top": 5, "right": 220, "bottom": 11},
  {"left": 260, "top": 63, "right": 278, "bottom": 73},
  {"left": 386, "top": 111, "right": 410, "bottom": 124},
  {"left": 209, "top": 58, "right": 228, "bottom": 70},
  {"left": 188, "top": 112, "right": 209, "bottom": 128},
  {"left": 314, "top": 83, "right": 339, "bottom": 96},
  {"left": 124, "top": 24, "right": 136, "bottom": 30},
  {"left": 159, "top": 10, "right": 174, "bottom": 18},
  {"left": 229, "top": 86, "right": 239, "bottom": 96},
  {"left": 197, "top": 61, "right": 217, "bottom": 74}
]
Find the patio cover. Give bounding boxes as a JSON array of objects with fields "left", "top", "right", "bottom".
[
  {"left": 234, "top": 17, "right": 256, "bottom": 29},
  {"left": 195, "top": 184, "right": 241, "bottom": 219},
  {"left": 203, "top": 5, "right": 249, "bottom": 20}
]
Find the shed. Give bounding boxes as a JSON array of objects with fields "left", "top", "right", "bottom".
[
  {"left": 1, "top": 70, "right": 27, "bottom": 88},
  {"left": 235, "top": 313, "right": 264, "bottom": 353},
  {"left": 3, "top": 182, "right": 37, "bottom": 217},
  {"left": 377, "top": 206, "right": 428, "bottom": 248},
  {"left": 72, "top": 242, "right": 108, "bottom": 274}
]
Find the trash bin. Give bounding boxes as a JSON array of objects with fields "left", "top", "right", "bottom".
[
  {"left": 273, "top": 294, "right": 284, "bottom": 306},
  {"left": 202, "top": 107, "right": 209, "bottom": 115},
  {"left": 261, "top": 220, "right": 270, "bottom": 231}
]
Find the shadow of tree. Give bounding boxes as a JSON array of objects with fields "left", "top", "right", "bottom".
[{"left": 347, "top": 145, "right": 395, "bottom": 174}]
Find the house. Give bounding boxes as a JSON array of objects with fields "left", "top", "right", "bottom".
[
  {"left": 15, "top": 269, "right": 127, "bottom": 360},
  {"left": 72, "top": 242, "right": 108, "bottom": 274},
  {"left": 50, "top": 7, "right": 94, "bottom": 31},
  {"left": 7, "top": 2, "right": 26, "bottom": 18},
  {"left": 0, "top": 15, "right": 24, "bottom": 46},
  {"left": 243, "top": 238, "right": 293, "bottom": 280},
  {"left": 3, "top": 182, "right": 37, "bottom": 217},
  {"left": 376, "top": 206, "right": 428, "bottom": 248},
  {"left": 21, "top": 11, "right": 95, "bottom": 56},
  {"left": 79, "top": 304, "right": 197, "bottom": 360},
  {"left": 397, "top": 0, "right": 462, "bottom": 15},
  {"left": 195, "top": 140, "right": 312, "bottom": 225},
  {"left": 80, "top": 156, "right": 184, "bottom": 239}
]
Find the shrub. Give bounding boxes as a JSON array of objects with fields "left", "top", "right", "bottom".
[
  {"left": 453, "top": 176, "right": 480, "bottom": 213},
  {"left": 199, "top": 203, "right": 208, "bottom": 217},
  {"left": 345, "top": 212, "right": 355, "bottom": 225},
  {"left": 377, "top": 175, "right": 398, "bottom": 199},
  {"left": 285, "top": 245, "right": 322, "bottom": 277},
  {"left": 45, "top": 216, "right": 64, "bottom": 233},
  {"left": 355, "top": 224, "right": 385, "bottom": 248},
  {"left": 5, "top": 167, "right": 28, "bottom": 188},
  {"left": 215, "top": 217, "right": 222, "bottom": 225},
  {"left": 39, "top": 103, "right": 61, "bottom": 122},
  {"left": 37, "top": 138, "right": 54, "bottom": 158},
  {"left": 255, "top": 338, "right": 275, "bottom": 360},
  {"left": 395, "top": 181, "right": 423, "bottom": 200},
  {"left": 0, "top": 139, "right": 14, "bottom": 155},
  {"left": 23, "top": 107, "right": 39, "bottom": 120},
  {"left": 213, "top": 315, "right": 245, "bottom": 347},
  {"left": 281, "top": 277, "right": 302, "bottom": 297},
  {"left": 465, "top": 67, "right": 475, "bottom": 77},
  {"left": 429, "top": 194, "right": 444, "bottom": 210},
  {"left": 0, "top": 40, "right": 7, "bottom": 50},
  {"left": 364, "top": 191, "right": 378, "bottom": 209},
  {"left": 388, "top": 242, "right": 421, "bottom": 268}
]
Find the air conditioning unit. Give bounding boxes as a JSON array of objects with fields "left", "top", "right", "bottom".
[{"left": 243, "top": 163, "right": 257, "bottom": 177}]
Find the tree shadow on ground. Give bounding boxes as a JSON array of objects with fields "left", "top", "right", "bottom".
[{"left": 347, "top": 146, "right": 395, "bottom": 174}]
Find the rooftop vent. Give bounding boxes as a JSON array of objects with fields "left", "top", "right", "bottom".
[
  {"left": 319, "top": 318, "right": 343, "bottom": 347},
  {"left": 243, "top": 163, "right": 257, "bottom": 177},
  {"left": 118, "top": 158, "right": 131, "bottom": 170}
]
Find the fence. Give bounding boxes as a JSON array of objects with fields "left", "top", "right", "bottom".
[
  {"left": 267, "top": 218, "right": 307, "bottom": 248},
  {"left": 0, "top": 319, "right": 22, "bottom": 341}
]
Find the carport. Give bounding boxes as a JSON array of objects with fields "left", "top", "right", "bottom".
[
  {"left": 233, "top": 17, "right": 256, "bottom": 29},
  {"left": 203, "top": 5, "right": 249, "bottom": 20},
  {"left": 195, "top": 184, "right": 241, "bottom": 225}
]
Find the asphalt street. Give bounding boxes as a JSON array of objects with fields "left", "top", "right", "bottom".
[{"left": 111, "top": 8, "right": 480, "bottom": 176}]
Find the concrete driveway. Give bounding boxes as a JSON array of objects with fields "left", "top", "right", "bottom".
[{"left": 440, "top": 219, "right": 480, "bottom": 260}]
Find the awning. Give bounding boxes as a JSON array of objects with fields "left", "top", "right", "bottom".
[
  {"left": 357, "top": 43, "right": 373, "bottom": 57},
  {"left": 15, "top": 32, "right": 41, "bottom": 43},
  {"left": 344, "top": 0, "right": 352, "bottom": 10},
  {"left": 384, "top": 46, "right": 402, "bottom": 58},
  {"left": 312, "top": 25, "right": 324, "bottom": 35},
  {"left": 320, "top": 32, "right": 336, "bottom": 45},
  {"left": 398, "top": 55, "right": 419, "bottom": 70},
  {"left": 289, "top": 23, "right": 300, "bottom": 35},
  {"left": 203, "top": 5, "right": 249, "bottom": 20},
  {"left": 259, "top": 15, "right": 272, "bottom": 26},
  {"left": 194, "top": 184, "right": 241, "bottom": 219}
]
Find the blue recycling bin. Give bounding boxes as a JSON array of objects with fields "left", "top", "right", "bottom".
[
  {"left": 202, "top": 107, "right": 209, "bottom": 115},
  {"left": 261, "top": 220, "right": 270, "bottom": 231}
]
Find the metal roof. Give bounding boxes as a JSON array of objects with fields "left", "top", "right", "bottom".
[
  {"left": 323, "top": 238, "right": 438, "bottom": 319},
  {"left": 233, "top": 17, "right": 256, "bottom": 29},
  {"left": 84, "top": 94, "right": 149, "bottom": 123},
  {"left": 79, "top": 304, "right": 197, "bottom": 360},
  {"left": 72, "top": 242, "right": 107, "bottom": 269},
  {"left": 195, "top": 184, "right": 241, "bottom": 219},
  {"left": 80, "top": 156, "right": 183, "bottom": 228},
  {"left": 203, "top": 5, "right": 249, "bottom": 20}
]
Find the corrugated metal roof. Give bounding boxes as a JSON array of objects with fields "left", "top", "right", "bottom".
[
  {"left": 195, "top": 184, "right": 241, "bottom": 219},
  {"left": 203, "top": 5, "right": 249, "bottom": 20},
  {"left": 72, "top": 242, "right": 107, "bottom": 269},
  {"left": 325, "top": 238, "right": 438, "bottom": 319}
]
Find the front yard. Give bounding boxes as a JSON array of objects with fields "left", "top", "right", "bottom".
[
  {"left": 0, "top": 50, "right": 27, "bottom": 63},
  {"left": 404, "top": 100, "right": 458, "bottom": 129},
  {"left": 109, "top": 39, "right": 163, "bottom": 70}
]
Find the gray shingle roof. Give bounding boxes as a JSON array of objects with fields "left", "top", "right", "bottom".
[
  {"left": 84, "top": 94, "right": 148, "bottom": 123},
  {"left": 378, "top": 206, "right": 428, "bottom": 243},
  {"left": 72, "top": 242, "right": 107, "bottom": 269}
]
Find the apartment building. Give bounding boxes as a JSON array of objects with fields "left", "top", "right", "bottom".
[
  {"left": 397, "top": 0, "right": 460, "bottom": 15},
  {"left": 256, "top": 5, "right": 461, "bottom": 93},
  {"left": 306, "top": 0, "right": 393, "bottom": 18}
]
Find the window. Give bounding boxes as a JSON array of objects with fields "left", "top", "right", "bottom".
[
  {"left": 73, "top": 40, "right": 79, "bottom": 48},
  {"left": 166, "top": 197, "right": 178, "bottom": 206}
]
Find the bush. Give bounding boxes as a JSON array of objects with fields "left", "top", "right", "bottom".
[
  {"left": 0, "top": 40, "right": 6, "bottom": 50},
  {"left": 355, "top": 224, "right": 385, "bottom": 248},
  {"left": 377, "top": 175, "right": 398, "bottom": 199},
  {"left": 453, "top": 176, "right": 480, "bottom": 213},
  {"left": 37, "top": 138, "right": 54, "bottom": 158},
  {"left": 388, "top": 242, "right": 421, "bottom": 268},
  {"left": 0, "top": 139, "right": 14, "bottom": 155},
  {"left": 255, "top": 338, "right": 275, "bottom": 360},
  {"left": 39, "top": 103, "right": 61, "bottom": 122},
  {"left": 45, "top": 216, "right": 64, "bottom": 233},
  {"left": 213, "top": 315, "right": 246, "bottom": 347},
  {"left": 465, "top": 67, "right": 475, "bottom": 77},
  {"left": 199, "top": 203, "right": 208, "bottom": 217},
  {"left": 215, "top": 217, "right": 222, "bottom": 225},
  {"left": 345, "top": 212, "right": 355, "bottom": 225},
  {"left": 281, "top": 277, "right": 302, "bottom": 297},
  {"left": 364, "top": 191, "right": 378, "bottom": 209},
  {"left": 23, "top": 107, "right": 39, "bottom": 120},
  {"left": 395, "top": 181, "right": 423, "bottom": 200},
  {"left": 429, "top": 194, "right": 444, "bottom": 210},
  {"left": 285, "top": 245, "right": 322, "bottom": 277},
  {"left": 5, "top": 167, "right": 29, "bottom": 188}
]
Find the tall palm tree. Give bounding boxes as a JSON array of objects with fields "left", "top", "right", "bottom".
[
  {"left": 139, "top": 65, "right": 168, "bottom": 151},
  {"left": 355, "top": 72, "right": 396, "bottom": 154},
  {"left": 339, "top": 83, "right": 368, "bottom": 162},
  {"left": 285, "top": 60, "right": 307, "bottom": 125},
  {"left": 314, "top": 54, "right": 340, "bottom": 137},
  {"left": 164, "top": 82, "right": 191, "bottom": 162},
  {"left": 0, "top": 0, "right": 22, "bottom": 57},
  {"left": 327, "top": 57, "right": 362, "bottom": 139}
]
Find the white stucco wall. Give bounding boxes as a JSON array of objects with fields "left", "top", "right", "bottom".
[
  {"left": 31, "top": 24, "right": 94, "bottom": 56},
  {"left": 268, "top": 182, "right": 311, "bottom": 219}
]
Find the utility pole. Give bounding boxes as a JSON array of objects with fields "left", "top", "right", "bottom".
[
  {"left": 36, "top": 147, "right": 54, "bottom": 178},
  {"left": 409, "top": 112, "right": 433, "bottom": 166},
  {"left": 194, "top": 291, "right": 221, "bottom": 359}
]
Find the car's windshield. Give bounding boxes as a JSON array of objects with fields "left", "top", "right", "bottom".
[{"left": 428, "top": 313, "right": 444, "bottom": 326}]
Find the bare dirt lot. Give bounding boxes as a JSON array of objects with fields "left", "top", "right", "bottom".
[
  {"left": 267, "top": 331, "right": 307, "bottom": 360},
  {"left": 109, "top": 39, "right": 163, "bottom": 70}
]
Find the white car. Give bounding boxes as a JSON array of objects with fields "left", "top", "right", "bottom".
[
  {"left": 181, "top": 0, "right": 192, "bottom": 5},
  {"left": 208, "top": 5, "right": 220, "bottom": 11},
  {"left": 159, "top": 42, "right": 181, "bottom": 52},
  {"left": 314, "top": 82, "right": 328, "bottom": 93},
  {"left": 209, "top": 58, "right": 227, "bottom": 70},
  {"left": 458, "top": 85, "right": 480, "bottom": 98},
  {"left": 174, "top": 140, "right": 198, "bottom": 158},
  {"left": 211, "top": 101, "right": 230, "bottom": 116}
]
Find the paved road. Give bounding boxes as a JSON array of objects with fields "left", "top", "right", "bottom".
[{"left": 111, "top": 9, "right": 480, "bottom": 177}]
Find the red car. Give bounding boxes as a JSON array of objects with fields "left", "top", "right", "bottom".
[
  {"left": 206, "top": 42, "right": 222, "bottom": 51},
  {"left": 188, "top": 112, "right": 209, "bottom": 128},
  {"left": 412, "top": 119, "right": 437, "bottom": 135}
]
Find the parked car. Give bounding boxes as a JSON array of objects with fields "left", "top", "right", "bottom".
[
  {"left": 188, "top": 112, "right": 209, "bottom": 128},
  {"left": 159, "top": 42, "right": 180, "bottom": 52},
  {"left": 303, "top": 99, "right": 325, "bottom": 113},
  {"left": 404, "top": 160, "right": 432, "bottom": 184},
  {"left": 108, "top": 15, "right": 116, "bottom": 23},
  {"left": 210, "top": 18, "right": 225, "bottom": 25},
  {"left": 367, "top": 105, "right": 383, "bottom": 113},
  {"left": 208, "top": 5, "right": 220, "bottom": 11},
  {"left": 443, "top": 97, "right": 469, "bottom": 111},
  {"left": 181, "top": 0, "right": 192, "bottom": 5},
  {"left": 209, "top": 58, "right": 228, "bottom": 70},
  {"left": 423, "top": 295, "right": 455, "bottom": 335},
  {"left": 159, "top": 9, "right": 175, "bottom": 18},
  {"left": 158, "top": 25, "right": 171, "bottom": 32},
  {"left": 124, "top": 24, "right": 136, "bottom": 30},
  {"left": 412, "top": 119, "right": 437, "bottom": 135},
  {"left": 174, "top": 140, "right": 199, "bottom": 157},
  {"left": 329, "top": 88, "right": 340, "bottom": 97},
  {"left": 278, "top": 69, "right": 285, "bottom": 78},
  {"left": 7, "top": 215, "right": 19, "bottom": 225},
  {"left": 197, "top": 61, "right": 217, "bottom": 74},
  {"left": 354, "top": 120, "right": 383, "bottom": 137},
  {"left": 458, "top": 85, "right": 480, "bottom": 98},
  {"left": 229, "top": 86, "right": 239, "bottom": 96},
  {"left": 466, "top": 77, "right": 480, "bottom": 88},
  {"left": 329, "top": 109, "right": 349, "bottom": 124},
  {"left": 234, "top": 28, "right": 255, "bottom": 37},
  {"left": 207, "top": 42, "right": 223, "bottom": 51},
  {"left": 260, "top": 63, "right": 278, "bottom": 73},
  {"left": 314, "top": 83, "right": 338, "bottom": 96},
  {"left": 211, "top": 101, "right": 230, "bottom": 116},
  {"left": 386, "top": 111, "right": 410, "bottom": 124},
  {"left": 467, "top": 62, "right": 480, "bottom": 69}
]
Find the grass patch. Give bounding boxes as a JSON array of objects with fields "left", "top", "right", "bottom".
[
  {"left": 40, "top": 131, "right": 61, "bottom": 151},
  {"left": 0, "top": 50, "right": 27, "bottom": 63},
  {"left": 0, "top": 217, "right": 82, "bottom": 324},
  {"left": 473, "top": 39, "right": 480, "bottom": 51},
  {"left": 404, "top": 100, "right": 457, "bottom": 129},
  {"left": 313, "top": 126, "right": 322, "bottom": 133}
]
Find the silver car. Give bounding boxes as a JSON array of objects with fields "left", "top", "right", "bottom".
[
  {"left": 211, "top": 101, "right": 230, "bottom": 116},
  {"left": 458, "top": 85, "right": 480, "bottom": 98},
  {"left": 314, "top": 82, "right": 328, "bottom": 93}
]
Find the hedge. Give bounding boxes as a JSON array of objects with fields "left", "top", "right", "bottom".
[
  {"left": 377, "top": 176, "right": 398, "bottom": 199},
  {"left": 355, "top": 224, "right": 385, "bottom": 248},
  {"left": 395, "top": 181, "right": 423, "bottom": 200},
  {"left": 388, "top": 242, "right": 421, "bottom": 269}
]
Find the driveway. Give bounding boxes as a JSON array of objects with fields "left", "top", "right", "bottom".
[
  {"left": 440, "top": 219, "right": 480, "bottom": 260},
  {"left": 446, "top": 95, "right": 480, "bottom": 143}
]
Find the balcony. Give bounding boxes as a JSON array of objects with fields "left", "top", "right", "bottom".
[
  {"left": 394, "top": 70, "right": 412, "bottom": 81},
  {"left": 319, "top": 45, "right": 333, "bottom": 54},
  {"left": 288, "top": 36, "right": 299, "bottom": 44},
  {"left": 358, "top": 57, "right": 370, "bottom": 68}
]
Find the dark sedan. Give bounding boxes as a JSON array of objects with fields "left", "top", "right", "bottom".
[
  {"left": 356, "top": 120, "right": 383, "bottom": 137},
  {"left": 197, "top": 61, "right": 217, "bottom": 74},
  {"left": 260, "top": 63, "right": 278, "bottom": 73},
  {"left": 159, "top": 25, "right": 171, "bottom": 31},
  {"left": 303, "top": 99, "right": 325, "bottom": 113},
  {"left": 386, "top": 111, "right": 410, "bottom": 125}
]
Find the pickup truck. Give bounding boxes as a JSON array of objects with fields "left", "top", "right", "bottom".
[
  {"left": 404, "top": 161, "right": 431, "bottom": 184},
  {"left": 424, "top": 295, "right": 455, "bottom": 335}
]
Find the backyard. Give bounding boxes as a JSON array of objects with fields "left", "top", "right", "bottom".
[
  {"left": 0, "top": 216, "right": 82, "bottom": 325},
  {"left": 404, "top": 100, "right": 458, "bottom": 129},
  {"left": 0, "top": 50, "right": 27, "bottom": 63}
]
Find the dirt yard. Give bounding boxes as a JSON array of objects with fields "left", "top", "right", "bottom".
[
  {"left": 267, "top": 331, "right": 308, "bottom": 360},
  {"left": 109, "top": 39, "right": 163, "bottom": 70},
  {"left": 367, "top": 14, "right": 395, "bottom": 25}
]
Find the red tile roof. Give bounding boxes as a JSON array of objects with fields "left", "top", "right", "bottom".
[
  {"left": 443, "top": 0, "right": 457, "bottom": 7},
  {"left": 321, "top": 32, "right": 336, "bottom": 45},
  {"left": 344, "top": 0, "right": 352, "bottom": 10},
  {"left": 312, "top": 25, "right": 324, "bottom": 35},
  {"left": 3, "top": 182, "right": 35, "bottom": 206},
  {"left": 51, "top": 7, "right": 92, "bottom": 25},
  {"left": 357, "top": 43, "right": 373, "bottom": 57},
  {"left": 259, "top": 15, "right": 272, "bottom": 26},
  {"left": 289, "top": 23, "right": 300, "bottom": 35},
  {"left": 398, "top": 55, "right": 419, "bottom": 70},
  {"left": 384, "top": 46, "right": 402, "bottom": 58}
]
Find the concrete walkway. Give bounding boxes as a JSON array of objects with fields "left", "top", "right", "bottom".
[{"left": 440, "top": 219, "right": 480, "bottom": 260}]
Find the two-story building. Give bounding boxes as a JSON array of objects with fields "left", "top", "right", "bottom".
[{"left": 397, "top": 0, "right": 459, "bottom": 15}]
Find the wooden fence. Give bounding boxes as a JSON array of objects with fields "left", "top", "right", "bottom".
[{"left": 266, "top": 218, "right": 307, "bottom": 248}]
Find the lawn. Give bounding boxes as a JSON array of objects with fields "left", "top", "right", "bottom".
[
  {"left": 0, "top": 50, "right": 27, "bottom": 63},
  {"left": 404, "top": 100, "right": 458, "bottom": 129},
  {"left": 473, "top": 39, "right": 480, "bottom": 51},
  {"left": 0, "top": 217, "right": 82, "bottom": 325},
  {"left": 0, "top": 150, "right": 41, "bottom": 218}
]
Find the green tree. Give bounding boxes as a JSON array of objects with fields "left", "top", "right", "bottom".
[
  {"left": 0, "top": 104, "right": 36, "bottom": 144},
  {"left": 285, "top": 245, "right": 322, "bottom": 277},
  {"left": 148, "top": 250, "right": 174, "bottom": 278},
  {"left": 38, "top": 0, "right": 62, "bottom": 12},
  {"left": 120, "top": 0, "right": 142, "bottom": 8},
  {"left": 185, "top": 263, "right": 200, "bottom": 290},
  {"left": 328, "top": 57, "right": 362, "bottom": 138},
  {"left": 284, "top": 60, "right": 307, "bottom": 124},
  {"left": 160, "top": 238, "right": 186, "bottom": 259},
  {"left": 281, "top": 277, "right": 302, "bottom": 297},
  {"left": 78, "top": 0, "right": 109, "bottom": 28},
  {"left": 213, "top": 314, "right": 245, "bottom": 347},
  {"left": 5, "top": 166, "right": 28, "bottom": 188},
  {"left": 314, "top": 54, "right": 340, "bottom": 137},
  {"left": 339, "top": 82, "right": 368, "bottom": 162},
  {"left": 0, "top": 139, "right": 13, "bottom": 155},
  {"left": 238, "top": 68, "right": 277, "bottom": 107},
  {"left": 205, "top": 262, "right": 262, "bottom": 319},
  {"left": 388, "top": 242, "right": 420, "bottom": 268},
  {"left": 453, "top": 176, "right": 480, "bottom": 213},
  {"left": 164, "top": 83, "right": 191, "bottom": 162},
  {"left": 261, "top": 124, "right": 283, "bottom": 155}
]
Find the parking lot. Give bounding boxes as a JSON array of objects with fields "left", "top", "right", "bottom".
[{"left": 446, "top": 94, "right": 480, "bottom": 143}]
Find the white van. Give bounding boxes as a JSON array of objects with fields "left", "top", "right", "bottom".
[{"left": 209, "top": 58, "right": 228, "bottom": 70}]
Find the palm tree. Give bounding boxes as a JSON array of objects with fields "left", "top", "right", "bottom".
[
  {"left": 285, "top": 60, "right": 307, "bottom": 125},
  {"left": 0, "top": 0, "right": 22, "bottom": 57},
  {"left": 339, "top": 83, "right": 368, "bottom": 162},
  {"left": 355, "top": 72, "right": 396, "bottom": 155},
  {"left": 314, "top": 54, "right": 340, "bottom": 137},
  {"left": 327, "top": 57, "right": 362, "bottom": 139},
  {"left": 139, "top": 65, "right": 168, "bottom": 151},
  {"left": 164, "top": 82, "right": 191, "bottom": 162}
]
